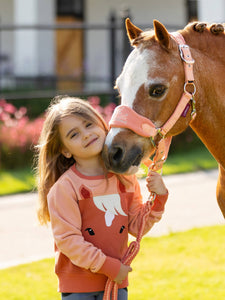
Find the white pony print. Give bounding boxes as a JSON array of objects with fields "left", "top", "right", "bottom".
[{"left": 93, "top": 194, "right": 127, "bottom": 227}]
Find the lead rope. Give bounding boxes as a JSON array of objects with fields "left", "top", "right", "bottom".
[
  {"left": 103, "top": 162, "right": 159, "bottom": 300},
  {"left": 103, "top": 199, "right": 153, "bottom": 300}
]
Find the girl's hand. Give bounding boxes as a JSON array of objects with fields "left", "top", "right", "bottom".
[
  {"left": 114, "top": 263, "right": 132, "bottom": 284},
  {"left": 146, "top": 171, "right": 167, "bottom": 195}
]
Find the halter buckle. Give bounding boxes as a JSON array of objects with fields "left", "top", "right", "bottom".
[{"left": 179, "top": 45, "right": 195, "bottom": 64}]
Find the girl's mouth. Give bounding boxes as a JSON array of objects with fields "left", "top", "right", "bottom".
[{"left": 85, "top": 137, "right": 98, "bottom": 147}]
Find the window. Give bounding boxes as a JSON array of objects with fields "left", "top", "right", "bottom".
[{"left": 57, "top": 0, "right": 84, "bottom": 19}]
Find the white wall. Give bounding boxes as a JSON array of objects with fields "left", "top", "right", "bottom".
[
  {"left": 14, "top": 0, "right": 55, "bottom": 76},
  {"left": 198, "top": 0, "right": 225, "bottom": 22},
  {"left": 85, "top": 0, "right": 186, "bottom": 91}
]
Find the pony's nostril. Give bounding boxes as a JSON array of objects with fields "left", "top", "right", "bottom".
[{"left": 111, "top": 146, "right": 124, "bottom": 164}]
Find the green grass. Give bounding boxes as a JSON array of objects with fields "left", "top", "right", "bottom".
[
  {"left": 0, "top": 168, "right": 35, "bottom": 195},
  {"left": 1, "top": 225, "right": 224, "bottom": 299},
  {"left": 163, "top": 146, "right": 218, "bottom": 175},
  {"left": 129, "top": 225, "right": 225, "bottom": 300},
  {"left": 0, "top": 259, "right": 59, "bottom": 300},
  {"left": 0, "top": 145, "right": 218, "bottom": 196}
]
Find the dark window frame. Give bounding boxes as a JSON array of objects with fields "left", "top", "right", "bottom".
[{"left": 57, "top": 0, "right": 84, "bottom": 19}]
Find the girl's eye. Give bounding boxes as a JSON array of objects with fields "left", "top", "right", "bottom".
[
  {"left": 70, "top": 132, "right": 78, "bottom": 139},
  {"left": 86, "top": 122, "right": 93, "bottom": 128}
]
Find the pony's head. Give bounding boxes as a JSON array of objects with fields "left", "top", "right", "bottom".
[{"left": 102, "top": 19, "right": 194, "bottom": 174}]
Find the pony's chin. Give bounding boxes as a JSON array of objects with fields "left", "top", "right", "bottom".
[
  {"left": 109, "top": 164, "right": 139, "bottom": 175},
  {"left": 123, "top": 165, "right": 140, "bottom": 175}
]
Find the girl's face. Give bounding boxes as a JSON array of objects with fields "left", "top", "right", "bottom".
[{"left": 59, "top": 114, "right": 106, "bottom": 162}]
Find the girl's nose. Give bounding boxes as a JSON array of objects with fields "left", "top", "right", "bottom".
[{"left": 82, "top": 129, "right": 91, "bottom": 139}]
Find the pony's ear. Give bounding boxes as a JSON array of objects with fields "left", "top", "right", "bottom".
[
  {"left": 153, "top": 19, "right": 171, "bottom": 49},
  {"left": 126, "top": 18, "right": 143, "bottom": 43}
]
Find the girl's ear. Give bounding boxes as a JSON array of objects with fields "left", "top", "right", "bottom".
[{"left": 61, "top": 148, "right": 72, "bottom": 159}]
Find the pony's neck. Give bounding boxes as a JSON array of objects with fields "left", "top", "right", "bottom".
[
  {"left": 182, "top": 27, "right": 225, "bottom": 64},
  {"left": 181, "top": 28, "right": 225, "bottom": 166}
]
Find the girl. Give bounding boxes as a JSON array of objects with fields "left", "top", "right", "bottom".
[{"left": 36, "top": 95, "right": 168, "bottom": 300}]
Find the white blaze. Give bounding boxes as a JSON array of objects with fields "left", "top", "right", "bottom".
[{"left": 116, "top": 48, "right": 157, "bottom": 108}]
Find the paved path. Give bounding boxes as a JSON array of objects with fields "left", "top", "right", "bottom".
[{"left": 0, "top": 169, "right": 224, "bottom": 269}]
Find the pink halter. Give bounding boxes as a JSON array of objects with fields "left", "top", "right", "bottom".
[{"left": 109, "top": 32, "right": 196, "bottom": 172}]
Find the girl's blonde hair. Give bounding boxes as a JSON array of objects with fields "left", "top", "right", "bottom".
[{"left": 35, "top": 96, "right": 108, "bottom": 225}]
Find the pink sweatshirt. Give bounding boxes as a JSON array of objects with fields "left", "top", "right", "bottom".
[{"left": 47, "top": 164, "right": 168, "bottom": 293}]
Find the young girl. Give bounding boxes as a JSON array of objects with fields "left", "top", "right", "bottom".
[{"left": 36, "top": 95, "right": 168, "bottom": 300}]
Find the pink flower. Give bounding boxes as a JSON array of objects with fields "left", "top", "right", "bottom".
[
  {"left": 3, "top": 103, "right": 16, "bottom": 114},
  {"left": 88, "top": 96, "right": 104, "bottom": 115},
  {"left": 0, "top": 99, "right": 45, "bottom": 154},
  {"left": 0, "top": 99, "right": 6, "bottom": 107},
  {"left": 88, "top": 96, "right": 100, "bottom": 107},
  {"left": 14, "top": 107, "right": 27, "bottom": 119}
]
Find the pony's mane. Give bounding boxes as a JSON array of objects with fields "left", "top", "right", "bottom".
[
  {"left": 131, "top": 21, "right": 225, "bottom": 48},
  {"left": 185, "top": 21, "right": 225, "bottom": 35}
]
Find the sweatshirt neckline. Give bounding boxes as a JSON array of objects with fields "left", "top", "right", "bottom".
[{"left": 71, "top": 164, "right": 114, "bottom": 180}]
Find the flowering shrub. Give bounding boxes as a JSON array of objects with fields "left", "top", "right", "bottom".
[
  {"left": 88, "top": 96, "right": 116, "bottom": 125},
  {"left": 0, "top": 97, "right": 116, "bottom": 169},
  {"left": 0, "top": 99, "right": 45, "bottom": 169}
]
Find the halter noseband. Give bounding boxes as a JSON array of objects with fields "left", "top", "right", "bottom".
[{"left": 109, "top": 32, "right": 196, "bottom": 171}]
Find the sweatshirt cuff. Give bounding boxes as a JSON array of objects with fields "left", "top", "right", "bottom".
[
  {"left": 97, "top": 256, "right": 121, "bottom": 280},
  {"left": 151, "top": 191, "right": 168, "bottom": 212}
]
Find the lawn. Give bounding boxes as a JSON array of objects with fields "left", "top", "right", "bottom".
[
  {"left": 1, "top": 225, "right": 224, "bottom": 300},
  {"left": 0, "top": 145, "right": 218, "bottom": 196},
  {"left": 0, "top": 168, "right": 35, "bottom": 195}
]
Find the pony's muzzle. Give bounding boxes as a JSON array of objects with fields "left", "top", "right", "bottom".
[{"left": 102, "top": 143, "right": 143, "bottom": 173}]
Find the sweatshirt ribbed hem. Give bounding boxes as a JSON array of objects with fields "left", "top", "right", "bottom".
[{"left": 57, "top": 272, "right": 128, "bottom": 293}]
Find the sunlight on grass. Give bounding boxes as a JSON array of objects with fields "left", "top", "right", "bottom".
[
  {"left": 129, "top": 225, "right": 225, "bottom": 300},
  {"left": 0, "top": 168, "right": 35, "bottom": 195},
  {"left": 0, "top": 259, "right": 60, "bottom": 300},
  {"left": 0, "top": 225, "right": 224, "bottom": 300}
]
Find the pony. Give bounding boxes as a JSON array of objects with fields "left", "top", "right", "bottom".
[{"left": 102, "top": 19, "right": 225, "bottom": 217}]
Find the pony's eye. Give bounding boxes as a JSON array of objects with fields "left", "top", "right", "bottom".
[{"left": 149, "top": 84, "right": 167, "bottom": 98}]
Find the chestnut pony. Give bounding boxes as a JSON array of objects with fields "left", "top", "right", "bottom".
[{"left": 102, "top": 19, "right": 225, "bottom": 217}]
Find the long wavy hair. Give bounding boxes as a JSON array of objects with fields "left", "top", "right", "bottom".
[{"left": 35, "top": 96, "right": 109, "bottom": 225}]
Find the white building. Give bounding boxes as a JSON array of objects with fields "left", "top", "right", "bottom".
[{"left": 0, "top": 0, "right": 224, "bottom": 97}]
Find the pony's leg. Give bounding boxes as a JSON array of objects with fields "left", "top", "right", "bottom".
[{"left": 216, "top": 165, "right": 225, "bottom": 218}]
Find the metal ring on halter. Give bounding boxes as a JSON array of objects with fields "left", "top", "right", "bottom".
[{"left": 184, "top": 81, "right": 196, "bottom": 95}]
